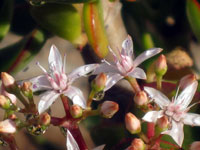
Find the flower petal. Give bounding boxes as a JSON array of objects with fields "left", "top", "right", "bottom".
[
  {"left": 64, "top": 86, "right": 86, "bottom": 109},
  {"left": 68, "top": 64, "right": 99, "bottom": 83},
  {"left": 128, "top": 67, "right": 146, "bottom": 79},
  {"left": 93, "top": 63, "right": 119, "bottom": 75},
  {"left": 30, "top": 75, "right": 52, "bottom": 92},
  {"left": 0, "top": 119, "right": 16, "bottom": 134},
  {"left": 48, "top": 45, "right": 63, "bottom": 73},
  {"left": 144, "top": 86, "right": 170, "bottom": 108},
  {"left": 133, "top": 48, "right": 162, "bottom": 67},
  {"left": 121, "top": 35, "right": 133, "bottom": 57},
  {"left": 104, "top": 73, "right": 123, "bottom": 91},
  {"left": 93, "top": 144, "right": 105, "bottom": 150},
  {"left": 175, "top": 81, "right": 198, "bottom": 110},
  {"left": 183, "top": 112, "right": 200, "bottom": 126},
  {"left": 1, "top": 84, "right": 17, "bottom": 104},
  {"left": 142, "top": 110, "right": 163, "bottom": 123},
  {"left": 66, "top": 130, "right": 80, "bottom": 150},
  {"left": 162, "top": 121, "right": 184, "bottom": 147},
  {"left": 38, "top": 91, "right": 60, "bottom": 114}
]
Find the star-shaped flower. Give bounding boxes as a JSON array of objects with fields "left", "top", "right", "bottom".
[
  {"left": 94, "top": 35, "right": 162, "bottom": 91},
  {"left": 142, "top": 80, "right": 200, "bottom": 147},
  {"left": 31, "top": 45, "right": 98, "bottom": 114}
]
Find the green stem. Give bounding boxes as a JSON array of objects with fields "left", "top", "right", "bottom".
[
  {"left": 125, "top": 76, "right": 141, "bottom": 93},
  {"left": 156, "top": 75, "right": 162, "bottom": 90},
  {"left": 14, "top": 87, "right": 29, "bottom": 107},
  {"left": 138, "top": 132, "right": 149, "bottom": 144},
  {"left": 87, "top": 90, "right": 95, "bottom": 108}
]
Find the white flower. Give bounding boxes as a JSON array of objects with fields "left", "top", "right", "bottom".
[
  {"left": 66, "top": 130, "right": 105, "bottom": 150},
  {"left": 94, "top": 35, "right": 162, "bottom": 91},
  {"left": 142, "top": 80, "right": 200, "bottom": 147},
  {"left": 0, "top": 119, "right": 16, "bottom": 134},
  {"left": 31, "top": 45, "right": 98, "bottom": 114}
]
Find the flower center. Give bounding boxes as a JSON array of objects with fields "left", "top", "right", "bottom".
[
  {"left": 165, "top": 103, "right": 184, "bottom": 122},
  {"left": 117, "top": 55, "right": 134, "bottom": 75}
]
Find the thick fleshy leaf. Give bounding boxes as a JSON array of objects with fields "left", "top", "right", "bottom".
[
  {"left": 104, "top": 74, "right": 123, "bottom": 91},
  {"left": 175, "top": 81, "right": 198, "bottom": 110},
  {"left": 162, "top": 121, "right": 184, "bottom": 147},
  {"left": 30, "top": 75, "right": 52, "bottom": 92},
  {"left": 133, "top": 48, "right": 162, "bottom": 67},
  {"left": 66, "top": 130, "right": 80, "bottom": 150},
  {"left": 48, "top": 45, "right": 63, "bottom": 73},
  {"left": 183, "top": 113, "right": 200, "bottom": 126},
  {"left": 144, "top": 86, "right": 170, "bottom": 108},
  {"left": 0, "top": 119, "right": 16, "bottom": 134},
  {"left": 93, "top": 63, "right": 119, "bottom": 75},
  {"left": 128, "top": 67, "right": 146, "bottom": 79},
  {"left": 38, "top": 91, "right": 60, "bottom": 114},
  {"left": 93, "top": 144, "right": 105, "bottom": 150},
  {"left": 142, "top": 110, "right": 163, "bottom": 123},
  {"left": 68, "top": 64, "right": 98, "bottom": 82},
  {"left": 64, "top": 86, "right": 86, "bottom": 109},
  {"left": 121, "top": 35, "right": 133, "bottom": 57}
]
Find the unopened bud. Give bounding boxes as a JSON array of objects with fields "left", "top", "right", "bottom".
[
  {"left": 155, "top": 54, "right": 167, "bottom": 76},
  {"left": 22, "top": 82, "right": 33, "bottom": 98},
  {"left": 1, "top": 72, "right": 15, "bottom": 89},
  {"left": 179, "top": 74, "right": 197, "bottom": 90},
  {"left": 156, "top": 116, "right": 169, "bottom": 134},
  {"left": 130, "top": 138, "right": 146, "bottom": 150},
  {"left": 134, "top": 91, "right": 148, "bottom": 107},
  {"left": 39, "top": 113, "right": 51, "bottom": 125},
  {"left": 92, "top": 73, "right": 107, "bottom": 92},
  {"left": 0, "top": 119, "right": 16, "bottom": 134},
  {"left": 190, "top": 141, "right": 200, "bottom": 150},
  {"left": 0, "top": 95, "right": 11, "bottom": 109},
  {"left": 100, "top": 101, "right": 119, "bottom": 118},
  {"left": 70, "top": 105, "right": 83, "bottom": 118},
  {"left": 125, "top": 113, "right": 141, "bottom": 134}
]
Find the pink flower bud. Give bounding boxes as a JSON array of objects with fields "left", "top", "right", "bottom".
[
  {"left": 190, "top": 141, "right": 200, "bottom": 150},
  {"left": 134, "top": 91, "right": 148, "bottom": 106},
  {"left": 0, "top": 119, "right": 16, "bottom": 134},
  {"left": 100, "top": 101, "right": 119, "bottom": 118},
  {"left": 156, "top": 116, "right": 169, "bottom": 133},
  {"left": 0, "top": 95, "right": 11, "bottom": 109},
  {"left": 155, "top": 54, "right": 167, "bottom": 76},
  {"left": 179, "top": 74, "right": 197, "bottom": 90},
  {"left": 70, "top": 105, "right": 83, "bottom": 118},
  {"left": 1, "top": 72, "right": 15, "bottom": 88},
  {"left": 125, "top": 113, "right": 141, "bottom": 134},
  {"left": 130, "top": 138, "right": 146, "bottom": 150},
  {"left": 92, "top": 73, "right": 107, "bottom": 92},
  {"left": 22, "top": 82, "right": 33, "bottom": 97},
  {"left": 39, "top": 112, "right": 51, "bottom": 125}
]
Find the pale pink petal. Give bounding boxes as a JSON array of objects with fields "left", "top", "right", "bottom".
[
  {"left": 30, "top": 75, "right": 52, "bottom": 92},
  {"left": 162, "top": 121, "right": 184, "bottom": 147},
  {"left": 48, "top": 45, "right": 63, "bottom": 73},
  {"left": 1, "top": 84, "right": 17, "bottom": 104},
  {"left": 93, "top": 144, "right": 105, "bottom": 150},
  {"left": 93, "top": 63, "right": 119, "bottom": 75},
  {"left": 68, "top": 64, "right": 99, "bottom": 83},
  {"left": 38, "top": 91, "right": 60, "bottom": 114},
  {"left": 0, "top": 119, "right": 16, "bottom": 134},
  {"left": 133, "top": 48, "right": 162, "bottom": 67},
  {"left": 175, "top": 81, "right": 198, "bottom": 110},
  {"left": 144, "top": 86, "right": 170, "bottom": 108},
  {"left": 64, "top": 86, "right": 86, "bottom": 109},
  {"left": 104, "top": 73, "right": 123, "bottom": 91},
  {"left": 183, "top": 113, "right": 200, "bottom": 126},
  {"left": 142, "top": 110, "right": 163, "bottom": 123},
  {"left": 128, "top": 67, "right": 146, "bottom": 79},
  {"left": 66, "top": 130, "right": 80, "bottom": 150},
  {"left": 121, "top": 35, "right": 133, "bottom": 57}
]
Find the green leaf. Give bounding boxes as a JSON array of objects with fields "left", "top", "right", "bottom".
[
  {"left": 83, "top": 0, "right": 109, "bottom": 58},
  {"left": 0, "top": 0, "right": 14, "bottom": 41},
  {"left": 0, "top": 28, "right": 47, "bottom": 74},
  {"left": 187, "top": 0, "right": 200, "bottom": 42}
]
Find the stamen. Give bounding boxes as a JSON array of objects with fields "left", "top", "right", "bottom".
[
  {"left": 185, "top": 102, "right": 200, "bottom": 112},
  {"left": 108, "top": 46, "right": 117, "bottom": 62},
  {"left": 36, "top": 62, "right": 47, "bottom": 74},
  {"left": 174, "top": 86, "right": 180, "bottom": 101},
  {"left": 102, "top": 59, "right": 111, "bottom": 66}
]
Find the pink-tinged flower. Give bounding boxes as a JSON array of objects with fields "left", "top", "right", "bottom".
[
  {"left": 94, "top": 35, "right": 162, "bottom": 91},
  {"left": 0, "top": 119, "right": 16, "bottom": 134},
  {"left": 66, "top": 130, "right": 105, "bottom": 150},
  {"left": 142, "top": 80, "right": 200, "bottom": 147},
  {"left": 31, "top": 45, "right": 98, "bottom": 114}
]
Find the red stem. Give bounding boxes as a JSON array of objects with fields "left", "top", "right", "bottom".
[
  {"left": 50, "top": 116, "right": 65, "bottom": 126},
  {"left": 147, "top": 122, "right": 155, "bottom": 139},
  {"left": 60, "top": 95, "right": 71, "bottom": 118},
  {"left": 2, "top": 135, "right": 18, "bottom": 150}
]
